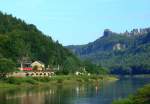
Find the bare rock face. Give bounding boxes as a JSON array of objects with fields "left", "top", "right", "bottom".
[
  {"left": 103, "top": 29, "right": 113, "bottom": 37},
  {"left": 124, "top": 27, "right": 150, "bottom": 36},
  {"left": 113, "top": 43, "right": 126, "bottom": 51},
  {"left": 66, "top": 27, "right": 150, "bottom": 74},
  {"left": 131, "top": 29, "right": 139, "bottom": 36},
  {"left": 124, "top": 30, "right": 130, "bottom": 36},
  {"left": 103, "top": 27, "right": 150, "bottom": 37},
  {"left": 139, "top": 28, "right": 150, "bottom": 35}
]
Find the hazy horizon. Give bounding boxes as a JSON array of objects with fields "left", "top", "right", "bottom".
[{"left": 0, "top": 0, "right": 150, "bottom": 45}]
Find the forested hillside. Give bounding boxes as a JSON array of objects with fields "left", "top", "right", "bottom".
[
  {"left": 67, "top": 28, "right": 150, "bottom": 74},
  {"left": 0, "top": 12, "right": 81, "bottom": 73}
]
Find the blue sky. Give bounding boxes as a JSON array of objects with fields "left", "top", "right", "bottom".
[{"left": 0, "top": 0, "right": 150, "bottom": 45}]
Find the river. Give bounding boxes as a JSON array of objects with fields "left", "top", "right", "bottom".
[{"left": 0, "top": 77, "right": 149, "bottom": 104}]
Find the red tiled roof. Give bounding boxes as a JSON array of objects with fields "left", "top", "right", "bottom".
[{"left": 23, "top": 67, "right": 32, "bottom": 71}]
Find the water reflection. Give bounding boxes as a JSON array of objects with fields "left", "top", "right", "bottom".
[
  {"left": 0, "top": 77, "right": 150, "bottom": 104},
  {"left": 5, "top": 88, "right": 57, "bottom": 104}
]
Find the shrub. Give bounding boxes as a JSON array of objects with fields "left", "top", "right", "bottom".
[
  {"left": 76, "top": 78, "right": 83, "bottom": 83},
  {"left": 112, "top": 98, "right": 133, "bottom": 104},
  {"left": 5, "top": 77, "right": 23, "bottom": 85},
  {"left": 57, "top": 78, "right": 63, "bottom": 83},
  {"left": 0, "top": 58, "right": 16, "bottom": 74},
  {"left": 25, "top": 78, "right": 37, "bottom": 84},
  {"left": 112, "top": 84, "right": 150, "bottom": 104},
  {"left": 33, "top": 77, "right": 51, "bottom": 82},
  {"left": 90, "top": 75, "right": 98, "bottom": 80},
  {"left": 132, "top": 84, "right": 150, "bottom": 104}
]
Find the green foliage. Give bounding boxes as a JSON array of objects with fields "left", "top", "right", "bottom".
[
  {"left": 0, "top": 11, "right": 81, "bottom": 74},
  {"left": 4, "top": 77, "right": 22, "bottom": 84},
  {"left": 112, "top": 84, "right": 150, "bottom": 104},
  {"left": 4, "top": 77, "right": 37, "bottom": 85},
  {"left": 57, "top": 78, "right": 64, "bottom": 83},
  {"left": 132, "top": 84, "right": 150, "bottom": 104},
  {"left": 68, "top": 30, "right": 150, "bottom": 74},
  {"left": 82, "top": 60, "right": 109, "bottom": 74},
  {"left": 113, "top": 98, "right": 133, "bottom": 104},
  {"left": 25, "top": 78, "right": 37, "bottom": 84},
  {"left": 76, "top": 78, "right": 84, "bottom": 83},
  {"left": 33, "top": 77, "right": 51, "bottom": 82},
  {"left": 0, "top": 58, "right": 16, "bottom": 73}
]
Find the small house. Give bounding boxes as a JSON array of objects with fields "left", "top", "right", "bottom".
[
  {"left": 31, "top": 61, "right": 45, "bottom": 71},
  {"left": 20, "top": 61, "right": 32, "bottom": 71},
  {"left": 19, "top": 56, "right": 32, "bottom": 71}
]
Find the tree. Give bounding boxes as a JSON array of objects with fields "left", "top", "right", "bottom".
[
  {"left": 0, "top": 58, "right": 16, "bottom": 77},
  {"left": 0, "top": 11, "right": 82, "bottom": 74},
  {"left": 113, "top": 84, "right": 150, "bottom": 104}
]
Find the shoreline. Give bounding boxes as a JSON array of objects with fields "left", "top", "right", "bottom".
[
  {"left": 0, "top": 75, "right": 118, "bottom": 89},
  {"left": 112, "top": 83, "right": 150, "bottom": 104},
  {"left": 115, "top": 74, "right": 150, "bottom": 79}
]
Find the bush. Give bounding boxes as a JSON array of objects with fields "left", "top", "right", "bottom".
[
  {"left": 112, "top": 84, "right": 150, "bottom": 104},
  {"left": 112, "top": 98, "right": 133, "bottom": 104},
  {"left": 0, "top": 58, "right": 16, "bottom": 74},
  {"left": 33, "top": 77, "right": 51, "bottom": 82},
  {"left": 55, "top": 70, "right": 69, "bottom": 75},
  {"left": 90, "top": 75, "right": 98, "bottom": 80},
  {"left": 57, "top": 78, "right": 63, "bottom": 83},
  {"left": 76, "top": 78, "right": 83, "bottom": 83},
  {"left": 25, "top": 78, "right": 37, "bottom": 84},
  {"left": 4, "top": 77, "right": 37, "bottom": 85},
  {"left": 5, "top": 77, "right": 23, "bottom": 85},
  {"left": 82, "top": 76, "right": 90, "bottom": 82},
  {"left": 132, "top": 84, "right": 150, "bottom": 104}
]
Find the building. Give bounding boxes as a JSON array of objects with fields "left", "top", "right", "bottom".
[
  {"left": 31, "top": 61, "right": 45, "bottom": 71},
  {"left": 19, "top": 56, "right": 32, "bottom": 71},
  {"left": 20, "top": 61, "right": 32, "bottom": 71}
]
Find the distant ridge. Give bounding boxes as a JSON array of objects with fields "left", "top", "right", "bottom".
[{"left": 67, "top": 27, "right": 150, "bottom": 74}]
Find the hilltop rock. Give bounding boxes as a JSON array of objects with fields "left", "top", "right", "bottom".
[
  {"left": 123, "top": 27, "right": 150, "bottom": 36},
  {"left": 113, "top": 43, "right": 126, "bottom": 51},
  {"left": 67, "top": 27, "right": 150, "bottom": 74},
  {"left": 103, "top": 29, "right": 113, "bottom": 37}
]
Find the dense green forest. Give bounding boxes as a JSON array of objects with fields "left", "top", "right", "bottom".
[
  {"left": 67, "top": 29, "right": 150, "bottom": 75},
  {"left": 0, "top": 12, "right": 107, "bottom": 74},
  {"left": 0, "top": 12, "right": 81, "bottom": 74}
]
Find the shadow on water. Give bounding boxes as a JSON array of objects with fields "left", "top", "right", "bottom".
[{"left": 0, "top": 77, "right": 150, "bottom": 104}]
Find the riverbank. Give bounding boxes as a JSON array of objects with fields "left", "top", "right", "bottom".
[
  {"left": 0, "top": 75, "right": 118, "bottom": 88},
  {"left": 112, "top": 84, "right": 150, "bottom": 104},
  {"left": 117, "top": 74, "right": 150, "bottom": 78}
]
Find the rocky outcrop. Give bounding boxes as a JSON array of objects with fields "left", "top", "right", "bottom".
[
  {"left": 124, "top": 28, "right": 150, "bottom": 36},
  {"left": 66, "top": 27, "right": 150, "bottom": 74},
  {"left": 103, "top": 29, "right": 113, "bottom": 37},
  {"left": 113, "top": 43, "right": 126, "bottom": 51},
  {"left": 105, "top": 28, "right": 150, "bottom": 37}
]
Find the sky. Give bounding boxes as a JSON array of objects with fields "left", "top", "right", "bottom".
[{"left": 0, "top": 0, "right": 150, "bottom": 45}]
